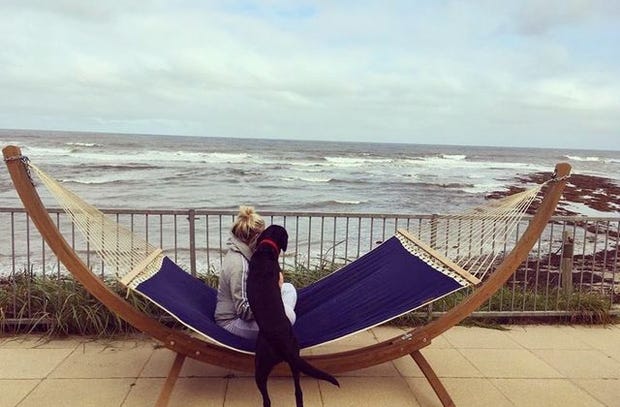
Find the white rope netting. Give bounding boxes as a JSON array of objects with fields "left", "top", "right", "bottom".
[
  {"left": 29, "top": 163, "right": 164, "bottom": 286},
  {"left": 410, "top": 184, "right": 545, "bottom": 280}
]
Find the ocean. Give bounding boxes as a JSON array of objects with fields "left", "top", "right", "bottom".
[{"left": 1, "top": 129, "right": 619, "bottom": 216}]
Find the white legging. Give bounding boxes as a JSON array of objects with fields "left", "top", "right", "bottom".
[{"left": 221, "top": 283, "right": 297, "bottom": 340}]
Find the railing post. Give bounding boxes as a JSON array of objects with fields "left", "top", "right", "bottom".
[
  {"left": 427, "top": 214, "right": 438, "bottom": 320},
  {"left": 561, "top": 231, "right": 574, "bottom": 295},
  {"left": 430, "top": 214, "right": 438, "bottom": 248},
  {"left": 188, "top": 209, "right": 197, "bottom": 276}
]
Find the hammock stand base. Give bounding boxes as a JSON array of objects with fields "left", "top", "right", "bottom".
[
  {"left": 154, "top": 338, "right": 451, "bottom": 407},
  {"left": 3, "top": 145, "right": 570, "bottom": 407}
]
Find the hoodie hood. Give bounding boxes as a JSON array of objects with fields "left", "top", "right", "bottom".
[{"left": 226, "top": 234, "right": 254, "bottom": 261}]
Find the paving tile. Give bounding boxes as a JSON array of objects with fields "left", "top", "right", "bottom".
[
  {"left": 424, "top": 334, "right": 452, "bottom": 349},
  {"left": 573, "top": 378, "right": 620, "bottom": 407},
  {"left": 123, "top": 377, "right": 227, "bottom": 407},
  {"left": 393, "top": 348, "right": 483, "bottom": 378},
  {"left": 0, "top": 335, "right": 46, "bottom": 349},
  {"left": 164, "top": 378, "right": 227, "bottom": 407},
  {"left": 442, "top": 326, "right": 522, "bottom": 349},
  {"left": 459, "top": 348, "right": 562, "bottom": 378},
  {"left": 569, "top": 326, "right": 620, "bottom": 351},
  {"left": 29, "top": 337, "right": 86, "bottom": 349},
  {"left": 504, "top": 325, "right": 592, "bottom": 350},
  {"left": 0, "top": 379, "right": 40, "bottom": 407},
  {"left": 0, "top": 335, "right": 82, "bottom": 349},
  {"left": 179, "top": 355, "right": 237, "bottom": 377},
  {"left": 18, "top": 378, "right": 134, "bottom": 407},
  {"left": 140, "top": 348, "right": 233, "bottom": 378},
  {"left": 406, "top": 377, "right": 513, "bottom": 407},
  {"left": 121, "top": 378, "right": 164, "bottom": 407},
  {"left": 532, "top": 349, "right": 620, "bottom": 379},
  {"left": 78, "top": 336, "right": 155, "bottom": 350},
  {"left": 302, "top": 344, "right": 400, "bottom": 377},
  {"left": 0, "top": 348, "right": 73, "bottom": 379},
  {"left": 302, "top": 327, "right": 419, "bottom": 366},
  {"left": 569, "top": 326, "right": 620, "bottom": 362},
  {"left": 492, "top": 378, "right": 605, "bottom": 407},
  {"left": 224, "top": 377, "right": 322, "bottom": 407},
  {"left": 601, "top": 346, "right": 620, "bottom": 363},
  {"left": 49, "top": 340, "right": 155, "bottom": 378},
  {"left": 320, "top": 376, "right": 420, "bottom": 407}
]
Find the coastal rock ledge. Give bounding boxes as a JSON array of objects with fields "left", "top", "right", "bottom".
[{"left": 487, "top": 171, "right": 620, "bottom": 216}]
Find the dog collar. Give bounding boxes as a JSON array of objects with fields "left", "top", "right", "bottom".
[{"left": 260, "top": 238, "right": 280, "bottom": 253}]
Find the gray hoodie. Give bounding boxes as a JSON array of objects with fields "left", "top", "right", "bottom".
[{"left": 214, "top": 234, "right": 255, "bottom": 324}]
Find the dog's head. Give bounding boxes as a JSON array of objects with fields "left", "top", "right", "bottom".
[{"left": 256, "top": 224, "right": 288, "bottom": 254}]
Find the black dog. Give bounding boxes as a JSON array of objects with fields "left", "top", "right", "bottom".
[{"left": 247, "top": 225, "right": 339, "bottom": 407}]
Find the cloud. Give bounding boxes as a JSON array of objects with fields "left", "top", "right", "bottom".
[
  {"left": 512, "top": 0, "right": 620, "bottom": 36},
  {"left": 1, "top": 0, "right": 158, "bottom": 21},
  {"left": 0, "top": 1, "right": 618, "bottom": 149}
]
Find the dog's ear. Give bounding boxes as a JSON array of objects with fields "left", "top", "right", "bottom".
[
  {"left": 260, "top": 225, "right": 288, "bottom": 253},
  {"left": 280, "top": 227, "right": 288, "bottom": 252},
  {"left": 269, "top": 225, "right": 288, "bottom": 253}
]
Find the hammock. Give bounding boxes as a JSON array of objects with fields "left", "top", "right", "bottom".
[
  {"left": 3, "top": 145, "right": 571, "bottom": 407},
  {"left": 130, "top": 233, "right": 471, "bottom": 353},
  {"left": 26, "top": 160, "right": 544, "bottom": 353}
]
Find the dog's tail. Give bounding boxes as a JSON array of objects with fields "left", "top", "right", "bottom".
[{"left": 293, "top": 355, "right": 340, "bottom": 387}]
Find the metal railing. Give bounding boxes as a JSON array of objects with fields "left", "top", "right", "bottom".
[{"left": 1, "top": 207, "right": 618, "bottom": 320}]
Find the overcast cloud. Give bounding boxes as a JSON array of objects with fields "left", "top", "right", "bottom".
[{"left": 0, "top": 0, "right": 618, "bottom": 149}]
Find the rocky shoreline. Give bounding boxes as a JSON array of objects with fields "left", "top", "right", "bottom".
[
  {"left": 487, "top": 170, "right": 619, "bottom": 299},
  {"left": 487, "top": 171, "right": 620, "bottom": 216}
]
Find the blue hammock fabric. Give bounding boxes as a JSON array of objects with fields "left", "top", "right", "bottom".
[{"left": 135, "top": 234, "right": 469, "bottom": 354}]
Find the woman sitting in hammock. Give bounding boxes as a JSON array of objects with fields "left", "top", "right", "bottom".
[{"left": 214, "top": 206, "right": 297, "bottom": 339}]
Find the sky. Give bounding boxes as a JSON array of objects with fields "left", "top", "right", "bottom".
[{"left": 0, "top": 0, "right": 619, "bottom": 150}]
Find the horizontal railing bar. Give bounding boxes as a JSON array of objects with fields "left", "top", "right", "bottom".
[{"left": 2, "top": 207, "right": 618, "bottom": 223}]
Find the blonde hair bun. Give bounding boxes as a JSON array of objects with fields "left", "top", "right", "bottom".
[
  {"left": 232, "top": 206, "right": 265, "bottom": 243},
  {"left": 238, "top": 205, "right": 256, "bottom": 218}
]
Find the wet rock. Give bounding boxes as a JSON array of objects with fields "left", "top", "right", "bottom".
[{"left": 486, "top": 171, "right": 620, "bottom": 216}]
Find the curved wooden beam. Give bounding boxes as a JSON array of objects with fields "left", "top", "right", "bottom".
[
  {"left": 3, "top": 145, "right": 570, "bottom": 375},
  {"left": 3, "top": 145, "right": 254, "bottom": 370},
  {"left": 300, "top": 163, "right": 572, "bottom": 373},
  {"left": 417, "top": 163, "right": 571, "bottom": 338}
]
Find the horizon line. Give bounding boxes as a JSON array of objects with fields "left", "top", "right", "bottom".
[{"left": 1, "top": 127, "right": 617, "bottom": 153}]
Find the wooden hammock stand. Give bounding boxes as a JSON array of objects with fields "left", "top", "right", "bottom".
[{"left": 3, "top": 145, "right": 570, "bottom": 407}]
